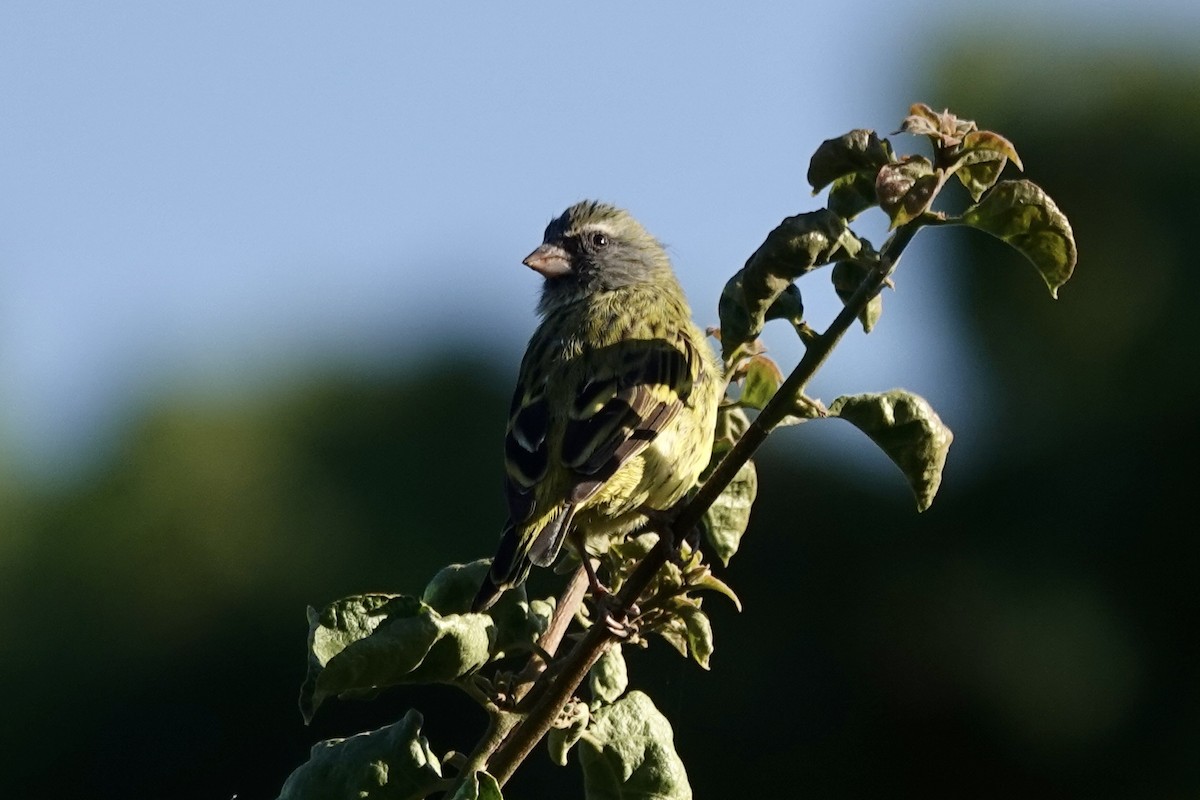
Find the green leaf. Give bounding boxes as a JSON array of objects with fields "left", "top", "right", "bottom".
[
  {"left": 421, "top": 560, "right": 552, "bottom": 658},
  {"left": 829, "top": 390, "right": 954, "bottom": 512},
  {"left": 807, "top": 129, "right": 893, "bottom": 221},
  {"left": 710, "top": 404, "right": 750, "bottom": 456},
  {"left": 657, "top": 617, "right": 690, "bottom": 659},
  {"left": 960, "top": 129, "right": 1023, "bottom": 170},
  {"left": 608, "top": 531, "right": 660, "bottom": 565},
  {"left": 490, "top": 592, "right": 554, "bottom": 659},
  {"left": 876, "top": 155, "right": 943, "bottom": 229},
  {"left": 421, "top": 560, "right": 490, "bottom": 615},
  {"left": 578, "top": 691, "right": 692, "bottom": 800},
  {"left": 717, "top": 274, "right": 806, "bottom": 362},
  {"left": 898, "top": 102, "right": 946, "bottom": 139},
  {"left": 831, "top": 260, "right": 883, "bottom": 333},
  {"left": 589, "top": 643, "right": 629, "bottom": 705},
  {"left": 739, "top": 355, "right": 783, "bottom": 410},
  {"left": 807, "top": 128, "right": 894, "bottom": 193},
  {"left": 954, "top": 157, "right": 1007, "bottom": 203},
  {"left": 547, "top": 701, "right": 591, "bottom": 766},
  {"left": 763, "top": 282, "right": 806, "bottom": 328},
  {"left": 827, "top": 171, "right": 881, "bottom": 220},
  {"left": 746, "top": 209, "right": 862, "bottom": 281},
  {"left": 952, "top": 130, "right": 1023, "bottom": 201},
  {"left": 300, "top": 594, "right": 494, "bottom": 723},
  {"left": 687, "top": 572, "right": 742, "bottom": 612},
  {"left": 776, "top": 393, "right": 828, "bottom": 428},
  {"left": 721, "top": 210, "right": 859, "bottom": 358},
  {"left": 651, "top": 558, "right": 687, "bottom": 596},
  {"left": 700, "top": 458, "right": 757, "bottom": 566},
  {"left": 449, "top": 771, "right": 503, "bottom": 800},
  {"left": 960, "top": 179, "right": 1077, "bottom": 298},
  {"left": 604, "top": 532, "right": 664, "bottom": 598},
  {"left": 898, "top": 103, "right": 978, "bottom": 149},
  {"left": 679, "top": 606, "right": 714, "bottom": 670},
  {"left": 277, "top": 709, "right": 444, "bottom": 800}
]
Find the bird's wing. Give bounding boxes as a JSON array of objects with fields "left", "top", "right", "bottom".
[
  {"left": 502, "top": 332, "right": 701, "bottom": 564},
  {"left": 559, "top": 334, "right": 699, "bottom": 503}
]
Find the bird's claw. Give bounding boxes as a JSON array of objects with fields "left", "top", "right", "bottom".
[
  {"left": 641, "top": 506, "right": 701, "bottom": 565},
  {"left": 592, "top": 589, "right": 640, "bottom": 639}
]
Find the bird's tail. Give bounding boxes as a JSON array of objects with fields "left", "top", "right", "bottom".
[
  {"left": 471, "top": 507, "right": 576, "bottom": 612},
  {"left": 471, "top": 520, "right": 529, "bottom": 611}
]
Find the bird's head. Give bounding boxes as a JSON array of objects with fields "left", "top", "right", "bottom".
[{"left": 527, "top": 200, "right": 674, "bottom": 314}]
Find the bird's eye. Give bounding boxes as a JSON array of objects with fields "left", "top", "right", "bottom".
[{"left": 590, "top": 232, "right": 609, "bottom": 248}]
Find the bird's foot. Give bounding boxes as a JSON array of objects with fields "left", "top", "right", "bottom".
[
  {"left": 576, "top": 554, "right": 639, "bottom": 637},
  {"left": 590, "top": 588, "right": 641, "bottom": 639},
  {"left": 640, "top": 505, "right": 701, "bottom": 565}
]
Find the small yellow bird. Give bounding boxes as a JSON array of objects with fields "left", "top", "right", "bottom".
[{"left": 472, "top": 200, "right": 720, "bottom": 611}]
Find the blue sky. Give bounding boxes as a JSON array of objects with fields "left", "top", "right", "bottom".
[{"left": 2, "top": 1, "right": 1197, "bottom": 483}]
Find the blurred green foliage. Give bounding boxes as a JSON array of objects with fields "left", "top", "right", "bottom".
[
  {"left": 933, "top": 42, "right": 1200, "bottom": 461},
  {"left": 0, "top": 363, "right": 512, "bottom": 796},
  {"left": 1, "top": 41, "right": 1197, "bottom": 800}
]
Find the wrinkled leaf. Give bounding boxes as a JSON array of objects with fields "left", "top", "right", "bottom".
[
  {"left": 653, "top": 559, "right": 687, "bottom": 597},
  {"left": 449, "top": 771, "right": 503, "bottom": 800},
  {"left": 955, "top": 156, "right": 1007, "bottom": 202},
  {"left": 579, "top": 691, "right": 692, "bottom": 800},
  {"left": 421, "top": 560, "right": 551, "bottom": 658},
  {"left": 898, "top": 102, "right": 947, "bottom": 139},
  {"left": 604, "top": 532, "right": 663, "bottom": 597},
  {"left": 827, "top": 171, "right": 881, "bottom": 220},
  {"left": 277, "top": 709, "right": 443, "bottom": 800},
  {"left": 763, "top": 282, "right": 806, "bottom": 328},
  {"left": 608, "top": 531, "right": 660, "bottom": 565},
  {"left": 547, "top": 701, "right": 591, "bottom": 766},
  {"left": 656, "top": 617, "right": 689, "bottom": 659},
  {"left": 745, "top": 209, "right": 860, "bottom": 281},
  {"left": 831, "top": 260, "right": 884, "bottom": 333},
  {"left": 829, "top": 390, "right": 953, "bottom": 512},
  {"left": 718, "top": 273, "right": 806, "bottom": 361},
  {"left": 679, "top": 606, "right": 714, "bottom": 670},
  {"left": 589, "top": 644, "right": 629, "bottom": 705},
  {"left": 952, "top": 130, "right": 1023, "bottom": 201},
  {"left": 876, "top": 155, "right": 943, "bottom": 229},
  {"left": 722, "top": 210, "right": 859, "bottom": 358},
  {"left": 960, "top": 179, "right": 1077, "bottom": 297},
  {"left": 808, "top": 129, "right": 893, "bottom": 221},
  {"left": 807, "top": 128, "right": 894, "bottom": 193},
  {"left": 776, "top": 393, "right": 828, "bottom": 428},
  {"left": 960, "top": 130, "right": 1022, "bottom": 170},
  {"left": 739, "top": 355, "right": 783, "bottom": 410},
  {"left": 711, "top": 404, "right": 750, "bottom": 455},
  {"left": 687, "top": 572, "right": 742, "bottom": 612},
  {"left": 421, "top": 560, "right": 490, "bottom": 615},
  {"left": 899, "top": 103, "right": 977, "bottom": 148},
  {"left": 300, "top": 594, "right": 494, "bottom": 723},
  {"left": 700, "top": 458, "right": 757, "bottom": 566},
  {"left": 486, "top": 592, "right": 554, "bottom": 658}
]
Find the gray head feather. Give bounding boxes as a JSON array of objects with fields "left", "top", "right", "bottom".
[{"left": 535, "top": 200, "right": 677, "bottom": 314}]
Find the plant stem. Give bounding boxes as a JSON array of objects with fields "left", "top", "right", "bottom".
[
  {"left": 519, "top": 565, "right": 588, "bottom": 686},
  {"left": 680, "top": 222, "right": 919, "bottom": 533},
  {"left": 481, "top": 219, "right": 923, "bottom": 788},
  {"left": 450, "top": 566, "right": 590, "bottom": 794},
  {"left": 490, "top": 624, "right": 613, "bottom": 784}
]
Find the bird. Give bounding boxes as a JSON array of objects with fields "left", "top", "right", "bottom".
[{"left": 471, "top": 200, "right": 721, "bottom": 612}]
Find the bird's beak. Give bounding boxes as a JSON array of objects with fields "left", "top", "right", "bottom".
[{"left": 523, "top": 243, "right": 572, "bottom": 278}]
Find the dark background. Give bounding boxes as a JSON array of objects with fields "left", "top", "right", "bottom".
[{"left": 2, "top": 42, "right": 1198, "bottom": 800}]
